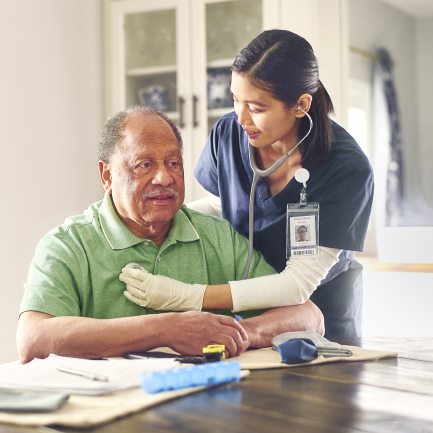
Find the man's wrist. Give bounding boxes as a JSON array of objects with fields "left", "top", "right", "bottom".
[
  {"left": 238, "top": 319, "right": 260, "bottom": 348},
  {"left": 149, "top": 312, "right": 175, "bottom": 349}
]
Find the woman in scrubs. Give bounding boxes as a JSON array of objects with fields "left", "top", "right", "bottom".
[{"left": 123, "top": 30, "right": 373, "bottom": 338}]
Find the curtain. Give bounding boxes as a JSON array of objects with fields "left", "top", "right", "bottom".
[{"left": 374, "top": 49, "right": 405, "bottom": 227}]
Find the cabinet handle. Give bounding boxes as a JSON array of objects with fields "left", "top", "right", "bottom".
[
  {"left": 193, "top": 95, "right": 199, "bottom": 127},
  {"left": 178, "top": 96, "right": 185, "bottom": 128}
]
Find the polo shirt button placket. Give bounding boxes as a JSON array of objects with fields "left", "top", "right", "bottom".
[
  {"left": 157, "top": 256, "right": 161, "bottom": 262},
  {"left": 144, "top": 242, "right": 149, "bottom": 246}
]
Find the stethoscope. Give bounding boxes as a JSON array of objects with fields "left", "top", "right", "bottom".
[{"left": 241, "top": 107, "right": 313, "bottom": 280}]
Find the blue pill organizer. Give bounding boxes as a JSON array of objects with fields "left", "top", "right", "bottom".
[{"left": 141, "top": 361, "right": 241, "bottom": 394}]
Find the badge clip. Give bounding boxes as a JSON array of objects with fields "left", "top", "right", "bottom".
[{"left": 295, "top": 168, "right": 309, "bottom": 207}]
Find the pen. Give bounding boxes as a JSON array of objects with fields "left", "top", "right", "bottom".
[{"left": 57, "top": 366, "right": 109, "bottom": 382}]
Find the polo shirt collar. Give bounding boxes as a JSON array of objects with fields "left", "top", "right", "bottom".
[
  {"left": 99, "top": 194, "right": 199, "bottom": 250},
  {"left": 167, "top": 206, "right": 200, "bottom": 244}
]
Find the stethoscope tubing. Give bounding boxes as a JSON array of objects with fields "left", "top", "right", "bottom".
[{"left": 241, "top": 108, "right": 313, "bottom": 280}]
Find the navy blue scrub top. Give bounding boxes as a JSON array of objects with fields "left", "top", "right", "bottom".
[{"left": 194, "top": 112, "right": 374, "bottom": 338}]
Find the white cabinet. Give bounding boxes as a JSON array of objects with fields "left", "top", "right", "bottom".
[
  {"left": 104, "top": 0, "right": 280, "bottom": 202},
  {"left": 103, "top": 0, "right": 347, "bottom": 202}
]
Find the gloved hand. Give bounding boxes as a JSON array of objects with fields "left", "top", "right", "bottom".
[{"left": 119, "top": 263, "right": 206, "bottom": 311}]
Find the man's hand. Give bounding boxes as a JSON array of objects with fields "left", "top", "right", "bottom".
[
  {"left": 164, "top": 311, "right": 249, "bottom": 358},
  {"left": 238, "top": 301, "right": 325, "bottom": 348},
  {"left": 120, "top": 264, "right": 206, "bottom": 311}
]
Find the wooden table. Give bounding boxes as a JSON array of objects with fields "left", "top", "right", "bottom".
[{"left": 1, "top": 337, "right": 432, "bottom": 433}]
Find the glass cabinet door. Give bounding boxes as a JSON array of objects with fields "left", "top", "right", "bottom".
[
  {"left": 205, "top": 0, "right": 263, "bottom": 133},
  {"left": 189, "top": 0, "right": 266, "bottom": 199},
  {"left": 109, "top": 0, "right": 190, "bottom": 129},
  {"left": 108, "top": 0, "right": 193, "bottom": 200},
  {"left": 125, "top": 9, "right": 177, "bottom": 116}
]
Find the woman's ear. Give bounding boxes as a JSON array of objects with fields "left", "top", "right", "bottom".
[
  {"left": 98, "top": 160, "right": 113, "bottom": 194},
  {"left": 296, "top": 94, "right": 313, "bottom": 117}
]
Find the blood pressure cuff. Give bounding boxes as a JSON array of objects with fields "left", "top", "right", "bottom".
[
  {"left": 276, "top": 338, "right": 318, "bottom": 364},
  {"left": 0, "top": 389, "right": 69, "bottom": 412}
]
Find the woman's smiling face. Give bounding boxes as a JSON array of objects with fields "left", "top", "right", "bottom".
[{"left": 231, "top": 72, "right": 302, "bottom": 152}]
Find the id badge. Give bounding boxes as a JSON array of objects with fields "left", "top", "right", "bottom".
[
  {"left": 286, "top": 203, "right": 319, "bottom": 260},
  {"left": 286, "top": 168, "right": 319, "bottom": 260}
]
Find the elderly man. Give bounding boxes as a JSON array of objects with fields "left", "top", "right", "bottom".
[{"left": 17, "top": 107, "right": 323, "bottom": 364}]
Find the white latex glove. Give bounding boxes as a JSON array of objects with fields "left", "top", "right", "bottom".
[{"left": 119, "top": 263, "right": 206, "bottom": 311}]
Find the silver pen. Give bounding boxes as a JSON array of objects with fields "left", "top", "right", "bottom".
[{"left": 57, "top": 366, "right": 109, "bottom": 382}]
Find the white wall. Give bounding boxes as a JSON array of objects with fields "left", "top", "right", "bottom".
[
  {"left": 280, "top": 0, "right": 348, "bottom": 126},
  {"left": 0, "top": 0, "right": 103, "bottom": 363}
]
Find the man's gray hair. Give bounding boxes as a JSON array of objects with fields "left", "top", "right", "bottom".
[{"left": 98, "top": 105, "right": 183, "bottom": 163}]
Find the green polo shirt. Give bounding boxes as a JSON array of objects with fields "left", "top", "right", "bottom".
[{"left": 20, "top": 193, "right": 276, "bottom": 320}]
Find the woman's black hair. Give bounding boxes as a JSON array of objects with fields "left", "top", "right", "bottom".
[{"left": 232, "top": 29, "right": 334, "bottom": 165}]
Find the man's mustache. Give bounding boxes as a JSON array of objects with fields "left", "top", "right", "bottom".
[{"left": 142, "top": 187, "right": 179, "bottom": 199}]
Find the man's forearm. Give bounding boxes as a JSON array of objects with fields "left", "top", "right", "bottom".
[
  {"left": 239, "top": 300, "right": 325, "bottom": 348},
  {"left": 17, "top": 310, "right": 250, "bottom": 364},
  {"left": 17, "top": 312, "right": 170, "bottom": 364}
]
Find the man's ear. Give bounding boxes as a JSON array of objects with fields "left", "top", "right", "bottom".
[{"left": 98, "top": 160, "right": 113, "bottom": 194}]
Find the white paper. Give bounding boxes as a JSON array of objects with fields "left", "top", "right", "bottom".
[{"left": 0, "top": 354, "right": 179, "bottom": 395}]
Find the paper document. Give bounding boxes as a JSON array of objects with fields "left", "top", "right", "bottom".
[{"left": 0, "top": 354, "right": 179, "bottom": 395}]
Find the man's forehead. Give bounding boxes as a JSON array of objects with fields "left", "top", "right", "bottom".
[
  {"left": 122, "top": 112, "right": 180, "bottom": 154},
  {"left": 124, "top": 112, "right": 174, "bottom": 139}
]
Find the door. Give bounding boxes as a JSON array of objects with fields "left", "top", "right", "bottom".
[{"left": 190, "top": 0, "right": 275, "bottom": 199}]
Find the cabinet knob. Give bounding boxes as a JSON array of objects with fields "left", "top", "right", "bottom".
[{"left": 193, "top": 95, "right": 199, "bottom": 128}]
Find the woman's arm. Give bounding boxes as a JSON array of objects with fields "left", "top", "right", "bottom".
[
  {"left": 228, "top": 247, "right": 342, "bottom": 311},
  {"left": 186, "top": 192, "right": 222, "bottom": 217},
  {"left": 121, "top": 247, "right": 342, "bottom": 311}
]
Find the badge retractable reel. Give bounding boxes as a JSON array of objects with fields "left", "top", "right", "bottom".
[{"left": 286, "top": 168, "right": 320, "bottom": 260}]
